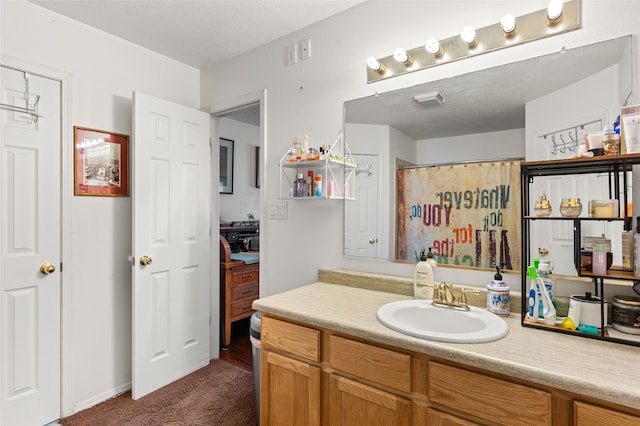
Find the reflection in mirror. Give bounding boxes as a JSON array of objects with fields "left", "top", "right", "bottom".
[{"left": 343, "top": 36, "right": 633, "bottom": 271}]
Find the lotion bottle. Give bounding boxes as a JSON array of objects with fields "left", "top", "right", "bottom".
[
  {"left": 413, "top": 249, "right": 436, "bottom": 299},
  {"left": 634, "top": 217, "right": 640, "bottom": 277},
  {"left": 487, "top": 264, "right": 510, "bottom": 316},
  {"left": 527, "top": 266, "right": 539, "bottom": 323}
]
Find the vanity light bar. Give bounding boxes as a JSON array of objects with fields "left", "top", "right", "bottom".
[{"left": 366, "top": 0, "right": 580, "bottom": 84}]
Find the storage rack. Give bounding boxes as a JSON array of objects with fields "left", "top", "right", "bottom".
[{"left": 520, "top": 153, "right": 640, "bottom": 347}]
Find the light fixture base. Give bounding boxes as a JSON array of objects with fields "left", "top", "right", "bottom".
[{"left": 367, "top": 0, "right": 580, "bottom": 83}]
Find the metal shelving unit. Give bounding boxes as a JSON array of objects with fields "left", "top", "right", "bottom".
[{"left": 521, "top": 154, "right": 640, "bottom": 347}]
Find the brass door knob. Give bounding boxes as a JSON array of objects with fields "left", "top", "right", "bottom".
[
  {"left": 139, "top": 256, "right": 153, "bottom": 266},
  {"left": 369, "top": 238, "right": 377, "bottom": 245},
  {"left": 40, "top": 263, "right": 56, "bottom": 275}
]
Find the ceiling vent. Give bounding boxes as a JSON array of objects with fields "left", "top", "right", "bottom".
[{"left": 413, "top": 91, "right": 446, "bottom": 105}]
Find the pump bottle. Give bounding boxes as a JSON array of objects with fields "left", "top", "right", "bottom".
[
  {"left": 413, "top": 249, "right": 436, "bottom": 299},
  {"left": 487, "top": 263, "right": 510, "bottom": 316}
]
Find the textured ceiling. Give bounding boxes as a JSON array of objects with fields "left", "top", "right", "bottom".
[
  {"left": 29, "top": 0, "right": 365, "bottom": 69},
  {"left": 346, "top": 37, "right": 631, "bottom": 140}
]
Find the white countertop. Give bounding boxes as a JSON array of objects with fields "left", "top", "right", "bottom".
[{"left": 253, "top": 281, "right": 640, "bottom": 410}]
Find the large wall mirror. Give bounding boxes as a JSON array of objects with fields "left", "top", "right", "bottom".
[{"left": 344, "top": 35, "right": 633, "bottom": 273}]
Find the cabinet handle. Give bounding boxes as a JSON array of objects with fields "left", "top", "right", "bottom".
[
  {"left": 241, "top": 290, "right": 253, "bottom": 295},
  {"left": 241, "top": 273, "right": 254, "bottom": 279}
]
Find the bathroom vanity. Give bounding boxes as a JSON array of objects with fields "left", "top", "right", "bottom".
[{"left": 253, "top": 272, "right": 640, "bottom": 425}]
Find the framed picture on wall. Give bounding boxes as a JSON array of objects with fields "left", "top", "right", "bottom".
[
  {"left": 73, "top": 126, "right": 129, "bottom": 196},
  {"left": 220, "top": 138, "right": 234, "bottom": 194}
]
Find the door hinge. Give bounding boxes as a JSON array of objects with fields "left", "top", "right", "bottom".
[
  {"left": 209, "top": 137, "right": 212, "bottom": 148},
  {"left": 60, "top": 262, "right": 63, "bottom": 272}
]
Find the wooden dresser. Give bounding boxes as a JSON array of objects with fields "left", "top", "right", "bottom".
[{"left": 219, "top": 236, "right": 259, "bottom": 348}]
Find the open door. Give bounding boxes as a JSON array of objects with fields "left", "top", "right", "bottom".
[{"left": 132, "top": 91, "right": 211, "bottom": 399}]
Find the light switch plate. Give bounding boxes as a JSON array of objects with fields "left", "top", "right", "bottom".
[
  {"left": 299, "top": 39, "right": 311, "bottom": 61},
  {"left": 286, "top": 43, "right": 298, "bottom": 65},
  {"left": 270, "top": 201, "right": 288, "bottom": 220}
]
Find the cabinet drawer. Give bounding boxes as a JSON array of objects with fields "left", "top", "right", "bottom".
[
  {"left": 329, "top": 335, "right": 411, "bottom": 393},
  {"left": 230, "top": 264, "right": 258, "bottom": 286},
  {"left": 230, "top": 298, "right": 256, "bottom": 320},
  {"left": 262, "top": 316, "right": 320, "bottom": 363},
  {"left": 574, "top": 401, "right": 640, "bottom": 425},
  {"left": 429, "top": 362, "right": 551, "bottom": 426},
  {"left": 230, "top": 283, "right": 258, "bottom": 302}
]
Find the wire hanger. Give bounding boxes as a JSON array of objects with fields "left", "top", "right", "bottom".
[{"left": 0, "top": 72, "right": 43, "bottom": 122}]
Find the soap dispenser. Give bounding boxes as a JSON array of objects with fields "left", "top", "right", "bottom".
[
  {"left": 487, "top": 263, "right": 510, "bottom": 316},
  {"left": 413, "top": 248, "right": 436, "bottom": 299}
]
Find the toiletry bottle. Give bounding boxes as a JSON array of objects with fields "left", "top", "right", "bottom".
[
  {"left": 535, "top": 258, "right": 555, "bottom": 318},
  {"left": 314, "top": 175, "right": 322, "bottom": 197},
  {"left": 487, "top": 264, "right": 510, "bottom": 316},
  {"left": 622, "top": 217, "right": 634, "bottom": 271},
  {"left": 413, "top": 249, "right": 436, "bottom": 299},
  {"left": 634, "top": 217, "right": 640, "bottom": 277},
  {"left": 527, "top": 266, "right": 539, "bottom": 323},
  {"left": 295, "top": 173, "right": 306, "bottom": 197},
  {"left": 592, "top": 243, "right": 608, "bottom": 275},
  {"left": 307, "top": 171, "right": 313, "bottom": 197}
]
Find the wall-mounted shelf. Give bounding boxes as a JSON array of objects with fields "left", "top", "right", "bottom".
[{"left": 279, "top": 131, "right": 356, "bottom": 201}]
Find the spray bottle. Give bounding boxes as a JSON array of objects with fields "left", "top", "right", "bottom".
[
  {"left": 527, "top": 266, "right": 539, "bottom": 323},
  {"left": 528, "top": 266, "right": 556, "bottom": 325},
  {"left": 413, "top": 248, "right": 436, "bottom": 299}
]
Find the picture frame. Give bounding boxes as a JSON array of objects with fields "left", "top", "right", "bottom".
[
  {"left": 74, "top": 126, "right": 129, "bottom": 196},
  {"left": 220, "top": 138, "right": 234, "bottom": 194},
  {"left": 255, "top": 146, "right": 261, "bottom": 188}
]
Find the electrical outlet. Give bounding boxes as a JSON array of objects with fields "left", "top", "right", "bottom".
[
  {"left": 299, "top": 39, "right": 311, "bottom": 61},
  {"left": 286, "top": 43, "right": 297, "bottom": 65}
]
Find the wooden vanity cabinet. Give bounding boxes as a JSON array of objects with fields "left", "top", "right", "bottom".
[
  {"left": 219, "top": 236, "right": 259, "bottom": 348},
  {"left": 260, "top": 316, "right": 321, "bottom": 425},
  {"left": 260, "top": 314, "right": 640, "bottom": 426}
]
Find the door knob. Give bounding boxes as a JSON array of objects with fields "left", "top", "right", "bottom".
[
  {"left": 369, "top": 238, "right": 377, "bottom": 245},
  {"left": 139, "top": 256, "right": 153, "bottom": 266},
  {"left": 40, "top": 263, "right": 56, "bottom": 275}
]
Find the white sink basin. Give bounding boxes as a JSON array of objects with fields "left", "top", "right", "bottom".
[{"left": 376, "top": 299, "right": 508, "bottom": 343}]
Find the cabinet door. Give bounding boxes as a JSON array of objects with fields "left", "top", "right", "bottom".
[
  {"left": 574, "top": 401, "right": 640, "bottom": 425},
  {"left": 329, "top": 374, "right": 410, "bottom": 425},
  {"left": 261, "top": 351, "right": 321, "bottom": 426}
]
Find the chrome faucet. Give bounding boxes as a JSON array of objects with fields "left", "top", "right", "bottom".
[{"left": 431, "top": 283, "right": 479, "bottom": 311}]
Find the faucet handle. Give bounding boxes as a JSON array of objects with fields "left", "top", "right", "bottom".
[{"left": 458, "top": 287, "right": 480, "bottom": 305}]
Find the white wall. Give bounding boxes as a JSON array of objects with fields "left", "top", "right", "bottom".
[
  {"left": 218, "top": 117, "right": 260, "bottom": 222},
  {"left": 1, "top": 0, "right": 201, "bottom": 415},
  {"left": 417, "top": 129, "right": 526, "bottom": 164},
  {"left": 201, "top": 1, "right": 640, "bottom": 295}
]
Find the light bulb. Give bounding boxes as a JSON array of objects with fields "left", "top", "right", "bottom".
[
  {"left": 547, "top": 0, "right": 563, "bottom": 21},
  {"left": 425, "top": 38, "right": 443, "bottom": 56},
  {"left": 460, "top": 26, "right": 477, "bottom": 46},
  {"left": 367, "top": 57, "right": 381, "bottom": 71},
  {"left": 393, "top": 48, "right": 409, "bottom": 64},
  {"left": 501, "top": 13, "right": 516, "bottom": 34}
]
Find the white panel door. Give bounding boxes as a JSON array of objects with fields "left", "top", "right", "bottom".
[
  {"left": 0, "top": 66, "right": 61, "bottom": 425},
  {"left": 345, "top": 154, "right": 381, "bottom": 257},
  {"left": 132, "top": 92, "right": 211, "bottom": 399}
]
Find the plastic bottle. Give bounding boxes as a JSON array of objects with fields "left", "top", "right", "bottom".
[
  {"left": 535, "top": 258, "right": 555, "bottom": 318},
  {"left": 306, "top": 171, "right": 313, "bottom": 197},
  {"left": 634, "top": 217, "right": 640, "bottom": 278},
  {"left": 413, "top": 249, "right": 436, "bottom": 299},
  {"left": 527, "top": 266, "right": 539, "bottom": 323},
  {"left": 620, "top": 217, "right": 634, "bottom": 271},
  {"left": 295, "top": 173, "right": 306, "bottom": 197},
  {"left": 314, "top": 175, "right": 322, "bottom": 197},
  {"left": 487, "top": 264, "right": 510, "bottom": 316},
  {"left": 592, "top": 243, "right": 608, "bottom": 275}
]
